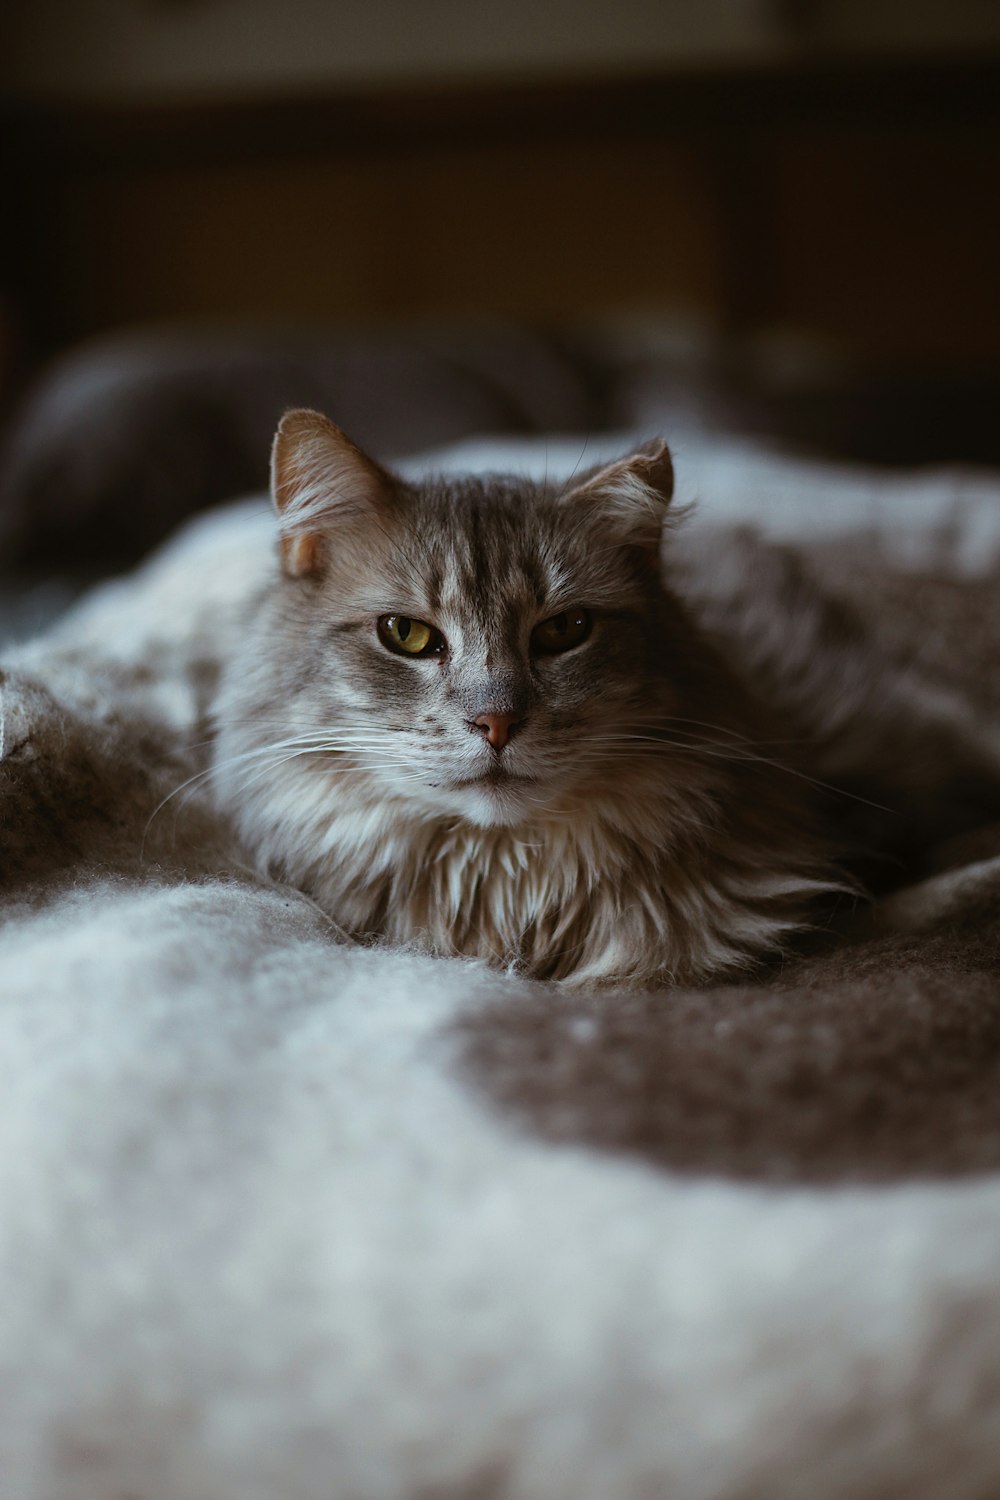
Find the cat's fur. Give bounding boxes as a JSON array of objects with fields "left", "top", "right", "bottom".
[{"left": 212, "top": 410, "right": 998, "bottom": 988}]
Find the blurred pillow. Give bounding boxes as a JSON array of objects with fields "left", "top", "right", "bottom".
[{"left": 0, "top": 323, "right": 596, "bottom": 570}]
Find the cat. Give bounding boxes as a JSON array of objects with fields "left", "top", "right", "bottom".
[{"left": 211, "top": 409, "right": 1000, "bottom": 988}]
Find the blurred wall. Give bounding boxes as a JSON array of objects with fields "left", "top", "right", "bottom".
[
  {"left": 4, "top": 0, "right": 1000, "bottom": 380},
  {"left": 6, "top": 0, "right": 785, "bottom": 101},
  {"left": 8, "top": 0, "right": 1000, "bottom": 102}
]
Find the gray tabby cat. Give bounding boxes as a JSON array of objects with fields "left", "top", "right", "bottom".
[{"left": 212, "top": 410, "right": 998, "bottom": 987}]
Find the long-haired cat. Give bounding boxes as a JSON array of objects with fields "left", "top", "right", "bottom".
[{"left": 212, "top": 410, "right": 998, "bottom": 987}]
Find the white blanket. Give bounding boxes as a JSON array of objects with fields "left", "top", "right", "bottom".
[{"left": 2, "top": 437, "right": 1000, "bottom": 1499}]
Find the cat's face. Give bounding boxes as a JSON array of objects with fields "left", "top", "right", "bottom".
[{"left": 263, "top": 411, "right": 680, "bottom": 828}]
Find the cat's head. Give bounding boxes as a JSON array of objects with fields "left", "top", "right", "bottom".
[{"left": 261, "top": 409, "right": 685, "bottom": 828}]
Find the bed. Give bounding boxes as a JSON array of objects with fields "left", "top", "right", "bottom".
[{"left": 2, "top": 338, "right": 1000, "bottom": 1498}]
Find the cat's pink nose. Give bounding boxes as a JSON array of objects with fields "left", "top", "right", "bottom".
[{"left": 472, "top": 712, "right": 523, "bottom": 750}]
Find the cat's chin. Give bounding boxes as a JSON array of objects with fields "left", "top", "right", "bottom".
[{"left": 439, "top": 778, "right": 542, "bottom": 829}]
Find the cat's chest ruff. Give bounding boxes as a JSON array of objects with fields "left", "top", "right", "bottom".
[
  {"left": 243, "top": 761, "right": 668, "bottom": 979},
  {"left": 228, "top": 754, "right": 826, "bottom": 987},
  {"left": 314, "top": 796, "right": 644, "bottom": 978}
]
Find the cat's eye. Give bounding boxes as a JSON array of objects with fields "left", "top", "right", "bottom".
[
  {"left": 377, "top": 614, "right": 446, "bottom": 658},
  {"left": 531, "top": 609, "right": 592, "bottom": 655}
]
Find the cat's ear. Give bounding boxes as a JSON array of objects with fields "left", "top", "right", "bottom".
[
  {"left": 270, "top": 409, "right": 392, "bottom": 577},
  {"left": 562, "top": 438, "right": 674, "bottom": 553}
]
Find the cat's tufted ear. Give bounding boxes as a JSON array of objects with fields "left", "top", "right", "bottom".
[
  {"left": 562, "top": 438, "right": 674, "bottom": 554},
  {"left": 271, "top": 409, "right": 392, "bottom": 577}
]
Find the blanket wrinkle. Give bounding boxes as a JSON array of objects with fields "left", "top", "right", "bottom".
[{"left": 2, "top": 491, "right": 1000, "bottom": 1500}]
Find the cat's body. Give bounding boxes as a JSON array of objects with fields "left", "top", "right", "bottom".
[{"left": 212, "top": 411, "right": 1000, "bottom": 988}]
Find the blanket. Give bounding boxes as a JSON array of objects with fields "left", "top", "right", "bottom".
[{"left": 2, "top": 439, "right": 1000, "bottom": 1500}]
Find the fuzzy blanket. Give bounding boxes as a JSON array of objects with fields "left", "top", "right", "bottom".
[{"left": 3, "top": 440, "right": 1000, "bottom": 1500}]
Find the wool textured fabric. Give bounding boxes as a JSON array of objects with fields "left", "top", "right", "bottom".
[{"left": 2, "top": 447, "right": 1000, "bottom": 1500}]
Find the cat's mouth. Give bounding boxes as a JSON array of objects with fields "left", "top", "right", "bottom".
[{"left": 449, "top": 769, "right": 538, "bottom": 791}]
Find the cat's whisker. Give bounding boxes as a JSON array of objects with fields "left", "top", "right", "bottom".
[
  {"left": 229, "top": 751, "right": 426, "bottom": 797},
  {"left": 145, "top": 734, "right": 432, "bottom": 849},
  {"left": 145, "top": 760, "right": 262, "bottom": 843},
  {"left": 617, "top": 715, "right": 755, "bottom": 741},
  {"left": 562, "top": 432, "right": 592, "bottom": 489},
  {"left": 203, "top": 717, "right": 413, "bottom": 733},
  {"left": 573, "top": 734, "right": 749, "bottom": 760},
  {"left": 573, "top": 734, "right": 896, "bottom": 813},
  {"left": 617, "top": 714, "right": 842, "bottom": 755}
]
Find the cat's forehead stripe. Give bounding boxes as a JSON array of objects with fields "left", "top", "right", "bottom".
[
  {"left": 427, "top": 479, "right": 565, "bottom": 609},
  {"left": 360, "top": 473, "right": 646, "bottom": 627}
]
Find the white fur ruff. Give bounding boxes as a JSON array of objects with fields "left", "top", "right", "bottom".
[{"left": 217, "top": 745, "right": 833, "bottom": 985}]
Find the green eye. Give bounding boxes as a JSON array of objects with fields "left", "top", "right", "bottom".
[
  {"left": 531, "top": 608, "right": 592, "bottom": 655},
  {"left": 377, "top": 615, "right": 445, "bottom": 658}
]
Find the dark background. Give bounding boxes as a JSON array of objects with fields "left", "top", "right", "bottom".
[
  {"left": 5, "top": 5, "right": 1000, "bottom": 365},
  {"left": 2, "top": 0, "right": 1000, "bottom": 546}
]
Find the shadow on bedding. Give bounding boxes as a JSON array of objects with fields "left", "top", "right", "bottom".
[{"left": 457, "top": 853, "right": 1000, "bottom": 1186}]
